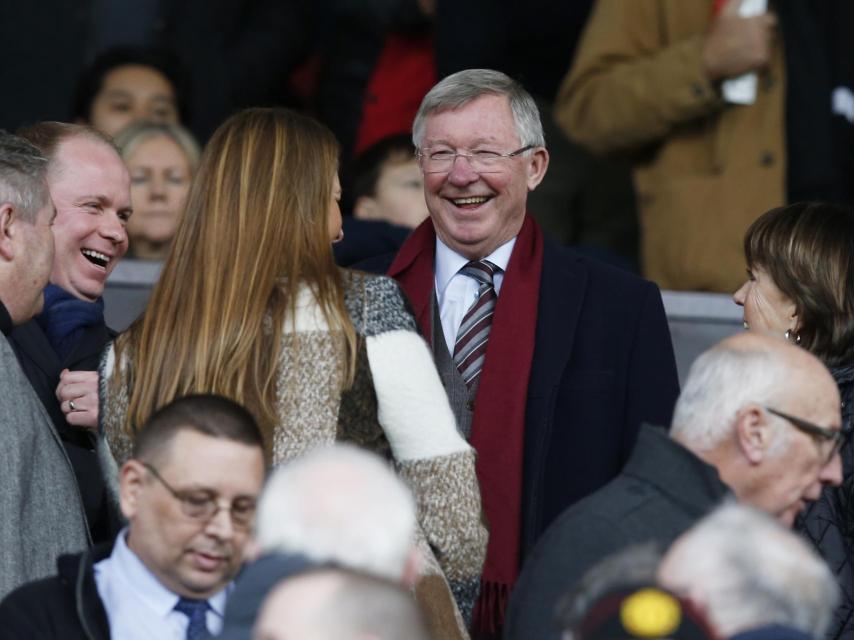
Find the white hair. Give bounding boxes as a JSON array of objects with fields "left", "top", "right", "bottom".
[
  {"left": 255, "top": 444, "right": 416, "bottom": 581},
  {"left": 412, "top": 68, "right": 545, "bottom": 150},
  {"left": 660, "top": 502, "right": 838, "bottom": 638},
  {"left": 670, "top": 342, "right": 791, "bottom": 452}
]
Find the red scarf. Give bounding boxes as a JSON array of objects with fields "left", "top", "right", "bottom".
[{"left": 389, "top": 215, "right": 544, "bottom": 632}]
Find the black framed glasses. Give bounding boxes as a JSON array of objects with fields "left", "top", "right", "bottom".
[
  {"left": 417, "top": 145, "right": 535, "bottom": 174},
  {"left": 764, "top": 407, "right": 850, "bottom": 463},
  {"left": 142, "top": 462, "right": 257, "bottom": 529}
]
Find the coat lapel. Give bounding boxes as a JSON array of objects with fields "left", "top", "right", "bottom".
[
  {"left": 64, "top": 323, "right": 111, "bottom": 370},
  {"left": 527, "top": 241, "right": 587, "bottom": 395}
]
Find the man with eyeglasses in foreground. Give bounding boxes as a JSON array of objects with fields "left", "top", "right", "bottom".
[
  {"left": 0, "top": 394, "right": 266, "bottom": 640},
  {"left": 507, "top": 331, "right": 846, "bottom": 640},
  {"left": 363, "top": 68, "right": 680, "bottom": 636}
]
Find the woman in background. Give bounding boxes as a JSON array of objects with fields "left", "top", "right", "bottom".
[
  {"left": 115, "top": 121, "right": 200, "bottom": 260},
  {"left": 72, "top": 47, "right": 188, "bottom": 137},
  {"left": 100, "top": 108, "right": 486, "bottom": 638},
  {"left": 734, "top": 201, "right": 854, "bottom": 640}
]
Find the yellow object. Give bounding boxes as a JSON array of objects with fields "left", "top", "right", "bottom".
[{"left": 620, "top": 588, "right": 682, "bottom": 638}]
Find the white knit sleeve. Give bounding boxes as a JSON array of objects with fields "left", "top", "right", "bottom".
[{"left": 366, "top": 330, "right": 470, "bottom": 462}]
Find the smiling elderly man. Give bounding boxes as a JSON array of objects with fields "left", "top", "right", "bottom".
[
  {"left": 370, "top": 68, "right": 680, "bottom": 634},
  {"left": 10, "top": 122, "right": 133, "bottom": 543},
  {"left": 0, "top": 394, "right": 266, "bottom": 640}
]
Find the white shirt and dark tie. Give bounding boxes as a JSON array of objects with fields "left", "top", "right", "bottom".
[
  {"left": 94, "top": 529, "right": 229, "bottom": 639},
  {"left": 434, "top": 236, "right": 515, "bottom": 355}
]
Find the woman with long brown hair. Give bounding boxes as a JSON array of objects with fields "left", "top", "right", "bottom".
[{"left": 99, "top": 108, "right": 486, "bottom": 634}]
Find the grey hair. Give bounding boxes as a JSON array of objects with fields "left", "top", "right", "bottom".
[
  {"left": 660, "top": 502, "right": 838, "bottom": 638},
  {"left": 556, "top": 542, "right": 662, "bottom": 638},
  {"left": 670, "top": 342, "right": 790, "bottom": 452},
  {"left": 412, "top": 69, "right": 545, "bottom": 150},
  {"left": 255, "top": 444, "right": 416, "bottom": 582},
  {"left": 114, "top": 120, "right": 201, "bottom": 172},
  {"left": 0, "top": 130, "right": 49, "bottom": 223}
]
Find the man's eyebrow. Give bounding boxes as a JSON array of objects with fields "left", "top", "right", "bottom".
[{"left": 74, "top": 194, "right": 108, "bottom": 205}]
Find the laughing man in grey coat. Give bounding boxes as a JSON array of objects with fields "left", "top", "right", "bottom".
[{"left": 0, "top": 130, "right": 89, "bottom": 598}]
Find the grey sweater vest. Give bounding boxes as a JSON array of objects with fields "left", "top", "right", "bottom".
[{"left": 432, "top": 297, "right": 479, "bottom": 440}]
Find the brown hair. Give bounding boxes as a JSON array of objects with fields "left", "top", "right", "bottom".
[
  {"left": 113, "top": 108, "right": 357, "bottom": 448},
  {"left": 744, "top": 202, "right": 854, "bottom": 366}
]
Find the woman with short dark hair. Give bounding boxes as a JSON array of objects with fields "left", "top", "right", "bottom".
[{"left": 734, "top": 201, "right": 854, "bottom": 639}]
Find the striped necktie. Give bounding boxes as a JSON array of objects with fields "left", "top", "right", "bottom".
[
  {"left": 174, "top": 597, "right": 210, "bottom": 640},
  {"left": 454, "top": 260, "right": 499, "bottom": 387}
]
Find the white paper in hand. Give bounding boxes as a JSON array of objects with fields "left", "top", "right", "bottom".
[{"left": 721, "top": 0, "right": 768, "bottom": 105}]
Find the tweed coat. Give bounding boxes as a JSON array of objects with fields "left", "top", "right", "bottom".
[
  {"left": 99, "top": 272, "right": 487, "bottom": 640},
  {"left": 0, "top": 330, "right": 90, "bottom": 599}
]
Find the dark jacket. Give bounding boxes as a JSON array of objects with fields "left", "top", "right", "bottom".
[
  {"left": 8, "top": 319, "right": 114, "bottom": 543},
  {"left": 365, "top": 228, "right": 681, "bottom": 557},
  {"left": 797, "top": 365, "right": 854, "bottom": 640},
  {"left": 504, "top": 425, "right": 732, "bottom": 640},
  {"left": 0, "top": 542, "right": 112, "bottom": 640},
  {"left": 518, "top": 236, "right": 679, "bottom": 554},
  {"left": 219, "top": 554, "right": 320, "bottom": 640}
]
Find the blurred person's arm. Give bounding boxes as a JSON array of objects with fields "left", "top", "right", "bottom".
[{"left": 555, "top": 0, "right": 774, "bottom": 156}]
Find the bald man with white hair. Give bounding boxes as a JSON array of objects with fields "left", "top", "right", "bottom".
[
  {"left": 507, "top": 332, "right": 844, "bottom": 640},
  {"left": 227, "top": 444, "right": 466, "bottom": 639}
]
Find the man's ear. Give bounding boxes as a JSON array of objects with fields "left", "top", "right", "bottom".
[
  {"left": 734, "top": 404, "right": 770, "bottom": 465},
  {"left": 525, "top": 147, "right": 549, "bottom": 191},
  {"left": 0, "top": 202, "right": 17, "bottom": 261},
  {"left": 119, "top": 459, "right": 147, "bottom": 521},
  {"left": 353, "top": 195, "right": 379, "bottom": 221}
]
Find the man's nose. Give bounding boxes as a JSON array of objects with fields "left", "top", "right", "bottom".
[
  {"left": 819, "top": 452, "right": 843, "bottom": 487},
  {"left": 100, "top": 212, "right": 128, "bottom": 243},
  {"left": 204, "top": 505, "right": 236, "bottom": 541},
  {"left": 447, "top": 154, "right": 480, "bottom": 186}
]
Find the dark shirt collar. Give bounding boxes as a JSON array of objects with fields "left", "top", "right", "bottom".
[
  {"left": 731, "top": 625, "right": 814, "bottom": 640},
  {"left": 0, "top": 299, "right": 12, "bottom": 336},
  {"left": 624, "top": 424, "right": 732, "bottom": 516}
]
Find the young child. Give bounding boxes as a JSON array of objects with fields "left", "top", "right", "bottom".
[{"left": 351, "top": 134, "right": 429, "bottom": 230}]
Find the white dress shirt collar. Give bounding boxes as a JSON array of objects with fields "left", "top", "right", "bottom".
[
  {"left": 94, "top": 528, "right": 229, "bottom": 638},
  {"left": 108, "top": 530, "right": 228, "bottom": 617},
  {"left": 434, "top": 235, "right": 516, "bottom": 300}
]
